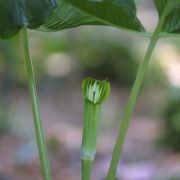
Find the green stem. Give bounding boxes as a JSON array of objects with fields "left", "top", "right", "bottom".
[
  {"left": 81, "top": 159, "right": 93, "bottom": 180},
  {"left": 21, "top": 27, "right": 52, "bottom": 180},
  {"left": 106, "top": 13, "right": 166, "bottom": 180},
  {"left": 81, "top": 100, "right": 101, "bottom": 180}
]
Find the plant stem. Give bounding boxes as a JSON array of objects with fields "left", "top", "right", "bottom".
[
  {"left": 21, "top": 27, "right": 52, "bottom": 180},
  {"left": 81, "top": 159, "right": 93, "bottom": 180},
  {"left": 81, "top": 78, "right": 110, "bottom": 180},
  {"left": 81, "top": 100, "right": 101, "bottom": 180},
  {"left": 106, "top": 13, "right": 166, "bottom": 180}
]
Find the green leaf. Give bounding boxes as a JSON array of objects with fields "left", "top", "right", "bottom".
[
  {"left": 154, "top": 0, "right": 180, "bottom": 34},
  {"left": 0, "top": 0, "right": 56, "bottom": 39},
  {"left": 64, "top": 0, "right": 145, "bottom": 32},
  {"left": 154, "top": 0, "right": 168, "bottom": 16},
  {"left": 41, "top": 0, "right": 145, "bottom": 33},
  {"left": 40, "top": 0, "right": 102, "bottom": 31}
]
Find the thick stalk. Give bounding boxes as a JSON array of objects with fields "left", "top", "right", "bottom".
[
  {"left": 81, "top": 100, "right": 101, "bottom": 180},
  {"left": 21, "top": 27, "right": 52, "bottom": 180},
  {"left": 81, "top": 159, "right": 93, "bottom": 180},
  {"left": 106, "top": 13, "right": 166, "bottom": 180}
]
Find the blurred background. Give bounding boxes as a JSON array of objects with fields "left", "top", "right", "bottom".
[{"left": 0, "top": 0, "right": 180, "bottom": 180}]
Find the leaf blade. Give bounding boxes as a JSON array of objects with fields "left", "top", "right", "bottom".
[
  {"left": 0, "top": 0, "right": 56, "bottom": 39},
  {"left": 64, "top": 0, "right": 145, "bottom": 32},
  {"left": 154, "top": 0, "right": 180, "bottom": 34},
  {"left": 41, "top": 0, "right": 145, "bottom": 32},
  {"left": 40, "top": 0, "right": 102, "bottom": 31}
]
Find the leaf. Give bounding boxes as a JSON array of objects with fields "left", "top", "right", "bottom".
[
  {"left": 64, "top": 0, "right": 145, "bottom": 32},
  {"left": 154, "top": 0, "right": 180, "bottom": 34},
  {"left": 40, "top": 0, "right": 102, "bottom": 31},
  {"left": 154, "top": 0, "right": 167, "bottom": 16},
  {"left": 0, "top": 0, "right": 56, "bottom": 39},
  {"left": 41, "top": 0, "right": 145, "bottom": 32}
]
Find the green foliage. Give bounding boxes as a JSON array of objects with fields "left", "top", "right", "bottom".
[
  {"left": 1, "top": 0, "right": 180, "bottom": 39},
  {"left": 0, "top": 0, "right": 56, "bottom": 38},
  {"left": 154, "top": 0, "right": 180, "bottom": 34},
  {"left": 0, "top": 0, "right": 147, "bottom": 39},
  {"left": 40, "top": 0, "right": 102, "bottom": 31},
  {"left": 64, "top": 0, "right": 145, "bottom": 32}
]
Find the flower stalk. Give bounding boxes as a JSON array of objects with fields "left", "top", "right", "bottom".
[{"left": 81, "top": 78, "right": 110, "bottom": 180}]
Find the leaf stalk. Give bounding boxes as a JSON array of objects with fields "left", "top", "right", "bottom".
[
  {"left": 21, "top": 27, "right": 52, "bottom": 180},
  {"left": 106, "top": 10, "right": 167, "bottom": 180}
]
